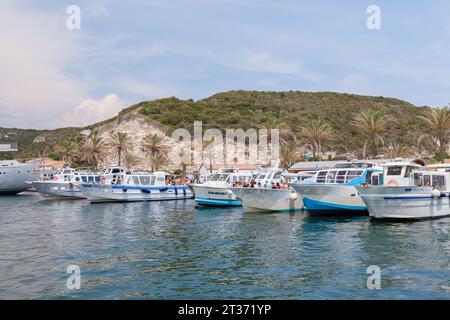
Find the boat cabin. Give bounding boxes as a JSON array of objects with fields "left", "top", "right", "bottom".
[
  {"left": 304, "top": 165, "right": 382, "bottom": 186},
  {"left": 371, "top": 161, "right": 422, "bottom": 186},
  {"left": 205, "top": 169, "right": 254, "bottom": 185}
]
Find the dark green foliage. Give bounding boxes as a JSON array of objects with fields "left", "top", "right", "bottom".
[{"left": 0, "top": 90, "right": 434, "bottom": 158}]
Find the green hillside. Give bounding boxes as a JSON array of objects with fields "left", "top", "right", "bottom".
[{"left": 0, "top": 90, "right": 435, "bottom": 160}]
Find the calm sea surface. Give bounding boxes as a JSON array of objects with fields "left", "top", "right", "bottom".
[{"left": 0, "top": 192, "right": 449, "bottom": 299}]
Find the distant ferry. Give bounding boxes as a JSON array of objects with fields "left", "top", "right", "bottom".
[{"left": 0, "top": 160, "right": 39, "bottom": 195}]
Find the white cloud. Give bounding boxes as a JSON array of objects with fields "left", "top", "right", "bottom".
[
  {"left": 62, "top": 94, "right": 124, "bottom": 127},
  {"left": 0, "top": 1, "right": 89, "bottom": 129}
]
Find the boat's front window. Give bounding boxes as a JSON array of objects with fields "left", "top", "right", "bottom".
[
  {"left": 208, "top": 174, "right": 220, "bottom": 181},
  {"left": 257, "top": 173, "right": 267, "bottom": 180},
  {"left": 433, "top": 175, "right": 445, "bottom": 190},
  {"left": 386, "top": 166, "right": 403, "bottom": 176},
  {"left": 346, "top": 170, "right": 360, "bottom": 181},
  {"left": 423, "top": 175, "right": 431, "bottom": 186},
  {"left": 404, "top": 166, "right": 414, "bottom": 178},
  {"left": 218, "top": 174, "right": 228, "bottom": 181},
  {"left": 413, "top": 173, "right": 423, "bottom": 186}
]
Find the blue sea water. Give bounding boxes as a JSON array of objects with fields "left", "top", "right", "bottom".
[{"left": 0, "top": 192, "right": 449, "bottom": 299}]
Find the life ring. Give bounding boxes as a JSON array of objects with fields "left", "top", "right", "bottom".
[
  {"left": 99, "top": 175, "right": 106, "bottom": 183},
  {"left": 387, "top": 179, "right": 399, "bottom": 186}
]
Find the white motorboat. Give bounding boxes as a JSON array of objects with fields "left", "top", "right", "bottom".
[
  {"left": 230, "top": 168, "right": 309, "bottom": 212},
  {"left": 292, "top": 161, "right": 385, "bottom": 212},
  {"left": 0, "top": 160, "right": 39, "bottom": 195},
  {"left": 357, "top": 167, "right": 450, "bottom": 220},
  {"left": 189, "top": 169, "right": 255, "bottom": 206},
  {"left": 31, "top": 167, "right": 100, "bottom": 199},
  {"left": 78, "top": 169, "right": 193, "bottom": 203}
]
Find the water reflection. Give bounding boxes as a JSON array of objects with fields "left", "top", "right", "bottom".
[{"left": 0, "top": 194, "right": 449, "bottom": 299}]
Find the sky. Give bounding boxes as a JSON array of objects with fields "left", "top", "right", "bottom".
[{"left": 1, "top": 0, "right": 450, "bottom": 129}]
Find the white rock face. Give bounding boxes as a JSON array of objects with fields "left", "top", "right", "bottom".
[{"left": 92, "top": 110, "right": 275, "bottom": 171}]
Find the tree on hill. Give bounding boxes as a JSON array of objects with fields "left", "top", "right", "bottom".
[{"left": 352, "top": 109, "right": 392, "bottom": 159}]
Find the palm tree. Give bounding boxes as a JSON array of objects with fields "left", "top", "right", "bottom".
[
  {"left": 142, "top": 133, "right": 168, "bottom": 157},
  {"left": 109, "top": 132, "right": 133, "bottom": 166},
  {"left": 82, "top": 132, "right": 106, "bottom": 169},
  {"left": 299, "top": 119, "right": 333, "bottom": 160},
  {"left": 149, "top": 153, "right": 170, "bottom": 171},
  {"left": 352, "top": 109, "right": 392, "bottom": 159},
  {"left": 279, "top": 142, "right": 300, "bottom": 169},
  {"left": 55, "top": 140, "right": 78, "bottom": 166},
  {"left": 419, "top": 107, "right": 450, "bottom": 163},
  {"left": 178, "top": 148, "right": 191, "bottom": 177},
  {"left": 123, "top": 152, "right": 140, "bottom": 170}
]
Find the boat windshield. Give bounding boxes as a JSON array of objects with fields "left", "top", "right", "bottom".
[
  {"left": 315, "top": 169, "right": 364, "bottom": 184},
  {"left": 208, "top": 174, "right": 228, "bottom": 182}
]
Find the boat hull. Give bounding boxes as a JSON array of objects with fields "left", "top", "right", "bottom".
[
  {"left": 356, "top": 186, "right": 450, "bottom": 220},
  {"left": 230, "top": 187, "right": 303, "bottom": 212},
  {"left": 293, "top": 184, "right": 367, "bottom": 212},
  {"left": 78, "top": 184, "right": 193, "bottom": 203},
  {"left": 191, "top": 185, "right": 241, "bottom": 206},
  {"left": 0, "top": 162, "right": 38, "bottom": 195},
  {"left": 32, "top": 181, "right": 85, "bottom": 199}
]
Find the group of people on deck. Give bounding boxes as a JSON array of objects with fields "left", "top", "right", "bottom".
[{"left": 232, "top": 180, "right": 291, "bottom": 189}]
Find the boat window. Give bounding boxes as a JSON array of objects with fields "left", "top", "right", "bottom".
[
  {"left": 423, "top": 175, "right": 431, "bottom": 186},
  {"left": 346, "top": 170, "right": 358, "bottom": 181},
  {"left": 132, "top": 176, "right": 140, "bottom": 185},
  {"left": 432, "top": 175, "right": 445, "bottom": 190},
  {"left": 257, "top": 173, "right": 267, "bottom": 180},
  {"left": 371, "top": 174, "right": 380, "bottom": 186},
  {"left": 336, "top": 171, "right": 347, "bottom": 184},
  {"left": 81, "top": 176, "right": 87, "bottom": 182},
  {"left": 111, "top": 168, "right": 121, "bottom": 174},
  {"left": 316, "top": 171, "right": 327, "bottom": 183},
  {"left": 404, "top": 166, "right": 413, "bottom": 178},
  {"left": 218, "top": 174, "right": 228, "bottom": 181},
  {"left": 387, "top": 166, "right": 403, "bottom": 176},
  {"left": 150, "top": 176, "right": 156, "bottom": 185},
  {"left": 208, "top": 174, "right": 220, "bottom": 181},
  {"left": 326, "top": 171, "right": 336, "bottom": 183},
  {"left": 140, "top": 176, "right": 150, "bottom": 185},
  {"left": 273, "top": 172, "right": 282, "bottom": 180},
  {"left": 413, "top": 173, "right": 423, "bottom": 186},
  {"left": 63, "top": 170, "right": 71, "bottom": 174}
]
